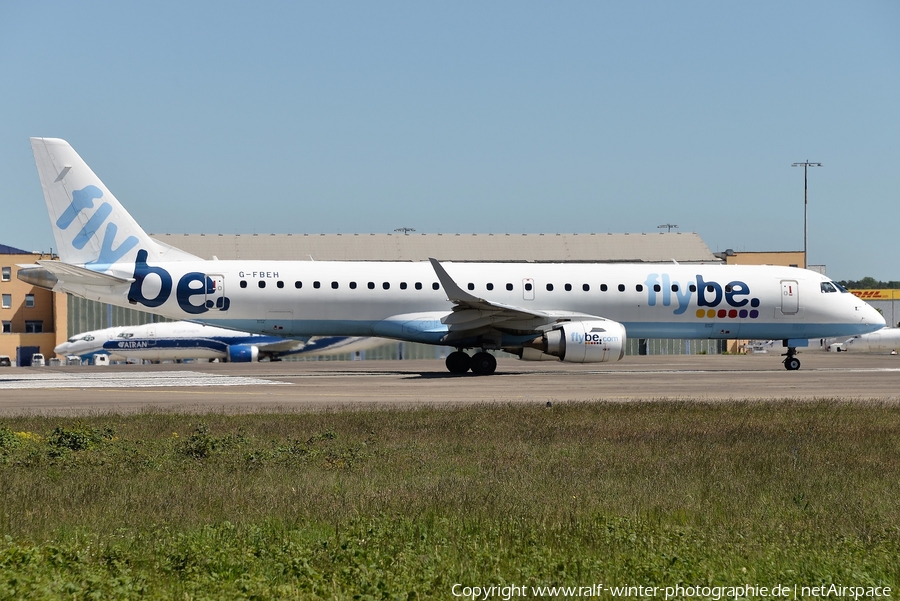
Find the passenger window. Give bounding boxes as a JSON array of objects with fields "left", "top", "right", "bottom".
[
  {"left": 350, "top": 282, "right": 357, "bottom": 289},
  {"left": 258, "top": 281, "right": 266, "bottom": 289},
  {"left": 240, "top": 280, "right": 248, "bottom": 289},
  {"left": 672, "top": 284, "right": 679, "bottom": 292},
  {"left": 506, "top": 283, "right": 513, "bottom": 291},
  {"left": 600, "top": 284, "right": 608, "bottom": 292},
  {"left": 433, "top": 282, "right": 440, "bottom": 290},
  {"left": 313, "top": 281, "right": 321, "bottom": 289},
  {"left": 583, "top": 284, "right": 590, "bottom": 292},
  {"left": 725, "top": 284, "right": 733, "bottom": 293},
  {"left": 707, "top": 285, "right": 715, "bottom": 292},
  {"left": 415, "top": 282, "right": 422, "bottom": 290},
  {"left": 525, "top": 283, "right": 533, "bottom": 291},
  {"left": 467, "top": 283, "right": 474, "bottom": 291},
  {"left": 368, "top": 282, "right": 375, "bottom": 290},
  {"left": 689, "top": 284, "right": 697, "bottom": 292},
  {"left": 383, "top": 282, "right": 390, "bottom": 290},
  {"left": 294, "top": 281, "right": 302, "bottom": 289},
  {"left": 653, "top": 284, "right": 661, "bottom": 292},
  {"left": 486, "top": 283, "right": 494, "bottom": 291},
  {"left": 617, "top": 284, "right": 625, "bottom": 292},
  {"left": 564, "top": 284, "right": 572, "bottom": 291},
  {"left": 546, "top": 283, "right": 554, "bottom": 291},
  {"left": 277, "top": 281, "right": 284, "bottom": 289},
  {"left": 636, "top": 284, "right": 643, "bottom": 292},
  {"left": 331, "top": 281, "right": 339, "bottom": 289},
  {"left": 400, "top": 282, "right": 407, "bottom": 290}
]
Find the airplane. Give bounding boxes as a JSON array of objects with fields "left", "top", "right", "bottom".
[
  {"left": 19, "top": 138, "right": 885, "bottom": 375},
  {"left": 841, "top": 327, "right": 900, "bottom": 354},
  {"left": 55, "top": 321, "right": 389, "bottom": 363}
]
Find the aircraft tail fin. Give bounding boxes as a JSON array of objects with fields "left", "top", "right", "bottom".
[{"left": 30, "top": 137, "right": 199, "bottom": 269}]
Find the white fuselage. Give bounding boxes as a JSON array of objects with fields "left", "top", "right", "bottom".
[{"left": 62, "top": 259, "right": 882, "bottom": 347}]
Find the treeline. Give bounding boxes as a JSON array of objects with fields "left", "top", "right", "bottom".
[{"left": 837, "top": 277, "right": 900, "bottom": 289}]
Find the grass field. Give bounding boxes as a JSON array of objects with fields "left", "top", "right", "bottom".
[{"left": 1, "top": 401, "right": 898, "bottom": 599}]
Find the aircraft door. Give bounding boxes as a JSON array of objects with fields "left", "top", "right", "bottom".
[
  {"left": 523, "top": 278, "right": 535, "bottom": 301},
  {"left": 206, "top": 274, "right": 229, "bottom": 311},
  {"left": 781, "top": 280, "right": 799, "bottom": 315}
]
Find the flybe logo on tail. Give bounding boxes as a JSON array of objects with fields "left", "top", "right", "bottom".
[
  {"left": 645, "top": 274, "right": 761, "bottom": 319},
  {"left": 128, "top": 250, "right": 231, "bottom": 314},
  {"left": 58, "top": 186, "right": 139, "bottom": 266}
]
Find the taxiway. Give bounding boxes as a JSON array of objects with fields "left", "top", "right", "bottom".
[{"left": 0, "top": 352, "right": 897, "bottom": 416}]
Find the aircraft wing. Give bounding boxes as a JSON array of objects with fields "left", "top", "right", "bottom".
[
  {"left": 255, "top": 336, "right": 388, "bottom": 359},
  {"left": 254, "top": 339, "right": 310, "bottom": 357},
  {"left": 429, "top": 258, "right": 606, "bottom": 343}
]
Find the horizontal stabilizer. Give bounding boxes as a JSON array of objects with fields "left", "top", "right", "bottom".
[{"left": 37, "top": 260, "right": 134, "bottom": 286}]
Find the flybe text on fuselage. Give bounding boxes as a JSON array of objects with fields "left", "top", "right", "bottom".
[
  {"left": 643, "top": 273, "right": 761, "bottom": 318},
  {"left": 128, "top": 249, "right": 231, "bottom": 314}
]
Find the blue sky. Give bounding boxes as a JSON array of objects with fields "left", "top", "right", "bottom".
[{"left": 2, "top": 1, "right": 898, "bottom": 280}]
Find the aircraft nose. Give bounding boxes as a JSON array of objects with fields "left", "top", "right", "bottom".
[{"left": 861, "top": 302, "right": 886, "bottom": 328}]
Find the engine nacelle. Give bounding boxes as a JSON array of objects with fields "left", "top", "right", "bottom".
[
  {"left": 227, "top": 344, "right": 259, "bottom": 362},
  {"left": 524, "top": 320, "right": 626, "bottom": 363}
]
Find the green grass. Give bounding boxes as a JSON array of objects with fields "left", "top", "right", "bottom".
[{"left": 0, "top": 401, "right": 898, "bottom": 599}]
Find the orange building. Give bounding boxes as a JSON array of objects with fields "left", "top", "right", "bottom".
[{"left": 0, "top": 245, "right": 67, "bottom": 365}]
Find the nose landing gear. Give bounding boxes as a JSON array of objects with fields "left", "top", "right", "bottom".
[{"left": 782, "top": 346, "right": 801, "bottom": 371}]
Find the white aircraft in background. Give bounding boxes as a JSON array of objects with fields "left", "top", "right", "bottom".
[
  {"left": 20, "top": 138, "right": 884, "bottom": 374},
  {"left": 55, "top": 321, "right": 388, "bottom": 363},
  {"left": 841, "top": 327, "right": 900, "bottom": 354}
]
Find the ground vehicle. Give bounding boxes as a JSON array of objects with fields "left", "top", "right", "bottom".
[
  {"left": 0, "top": 355, "right": 10, "bottom": 367},
  {"left": 31, "top": 353, "right": 45, "bottom": 366}
]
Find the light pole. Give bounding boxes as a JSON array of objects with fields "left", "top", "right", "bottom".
[
  {"left": 791, "top": 161, "right": 822, "bottom": 269},
  {"left": 657, "top": 223, "right": 678, "bottom": 233}
]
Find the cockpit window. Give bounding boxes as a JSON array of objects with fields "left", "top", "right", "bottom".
[
  {"left": 821, "top": 282, "right": 837, "bottom": 293},
  {"left": 831, "top": 281, "right": 850, "bottom": 293}
]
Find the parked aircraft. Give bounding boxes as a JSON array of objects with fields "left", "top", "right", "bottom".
[
  {"left": 55, "top": 321, "right": 387, "bottom": 363},
  {"left": 841, "top": 327, "right": 900, "bottom": 354},
  {"left": 20, "top": 138, "right": 885, "bottom": 374}
]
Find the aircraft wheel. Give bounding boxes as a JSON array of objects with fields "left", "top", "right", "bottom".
[
  {"left": 784, "top": 357, "right": 801, "bottom": 371},
  {"left": 470, "top": 351, "right": 497, "bottom": 375},
  {"left": 446, "top": 351, "right": 471, "bottom": 374}
]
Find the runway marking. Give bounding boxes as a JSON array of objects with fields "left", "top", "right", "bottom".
[{"left": 0, "top": 371, "right": 288, "bottom": 390}]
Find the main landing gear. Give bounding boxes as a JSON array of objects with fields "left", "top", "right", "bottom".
[
  {"left": 445, "top": 350, "right": 497, "bottom": 375},
  {"left": 782, "top": 347, "right": 801, "bottom": 371}
]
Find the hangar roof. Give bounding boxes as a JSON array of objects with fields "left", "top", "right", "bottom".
[
  {"left": 150, "top": 232, "right": 720, "bottom": 263},
  {"left": 0, "top": 243, "right": 31, "bottom": 255}
]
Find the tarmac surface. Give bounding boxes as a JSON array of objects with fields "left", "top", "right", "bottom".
[{"left": 0, "top": 352, "right": 898, "bottom": 416}]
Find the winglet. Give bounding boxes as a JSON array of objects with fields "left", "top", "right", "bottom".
[{"left": 429, "top": 258, "right": 482, "bottom": 304}]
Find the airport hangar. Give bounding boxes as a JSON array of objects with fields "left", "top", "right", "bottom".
[{"left": 3, "top": 232, "right": 824, "bottom": 363}]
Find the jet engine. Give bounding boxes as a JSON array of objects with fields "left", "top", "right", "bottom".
[
  {"left": 227, "top": 344, "right": 259, "bottom": 362},
  {"left": 519, "top": 320, "right": 626, "bottom": 363}
]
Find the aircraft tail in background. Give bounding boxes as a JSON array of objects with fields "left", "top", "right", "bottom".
[{"left": 30, "top": 137, "right": 198, "bottom": 269}]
